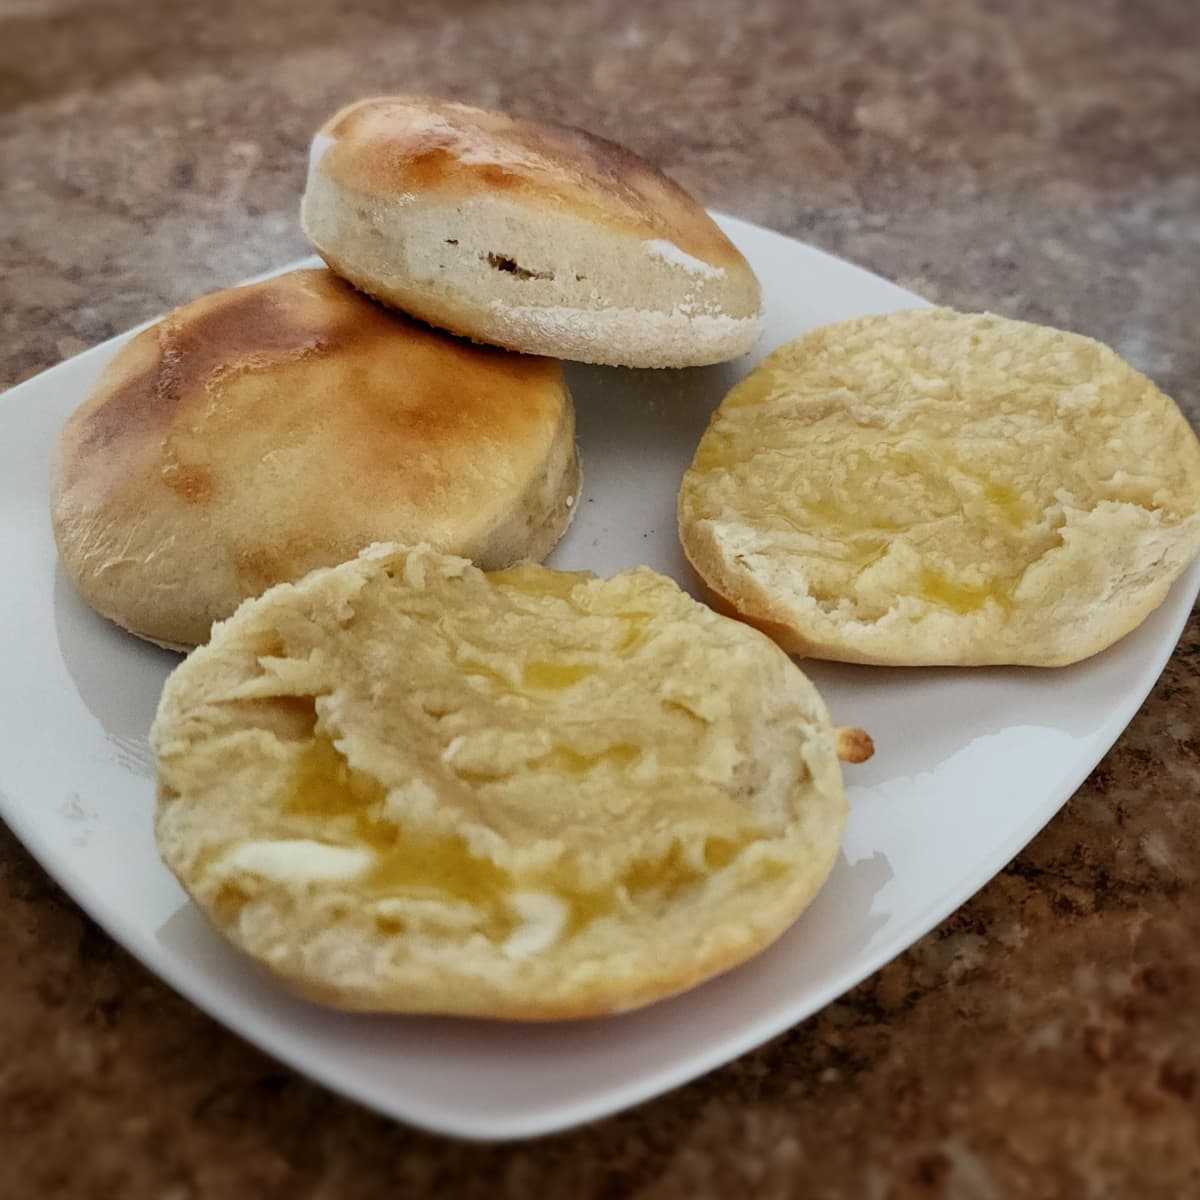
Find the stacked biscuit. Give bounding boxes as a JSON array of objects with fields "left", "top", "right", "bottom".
[
  {"left": 50, "top": 97, "right": 1200, "bottom": 1020},
  {"left": 53, "top": 97, "right": 765, "bottom": 651}
]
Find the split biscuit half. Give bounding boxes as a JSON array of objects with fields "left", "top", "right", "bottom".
[
  {"left": 679, "top": 308, "right": 1200, "bottom": 666},
  {"left": 151, "top": 545, "right": 853, "bottom": 1019}
]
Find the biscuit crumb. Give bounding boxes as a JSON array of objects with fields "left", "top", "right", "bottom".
[{"left": 836, "top": 726, "right": 874, "bottom": 764}]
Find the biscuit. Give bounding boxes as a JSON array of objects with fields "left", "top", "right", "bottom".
[
  {"left": 51, "top": 269, "right": 579, "bottom": 649},
  {"left": 300, "top": 96, "right": 763, "bottom": 368},
  {"left": 678, "top": 308, "right": 1200, "bottom": 666},
  {"left": 151, "top": 544, "right": 850, "bottom": 1019}
]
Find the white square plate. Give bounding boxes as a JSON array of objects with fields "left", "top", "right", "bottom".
[{"left": 1, "top": 215, "right": 1195, "bottom": 1140}]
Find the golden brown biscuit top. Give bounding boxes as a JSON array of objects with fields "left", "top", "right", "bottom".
[
  {"left": 54, "top": 269, "right": 567, "bottom": 595},
  {"left": 313, "top": 96, "right": 748, "bottom": 272},
  {"left": 61, "top": 267, "right": 562, "bottom": 487},
  {"left": 69, "top": 268, "right": 558, "bottom": 453}
]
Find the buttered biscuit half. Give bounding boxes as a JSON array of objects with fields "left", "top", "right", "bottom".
[
  {"left": 151, "top": 544, "right": 851, "bottom": 1019},
  {"left": 301, "top": 96, "right": 763, "bottom": 368},
  {"left": 51, "top": 269, "right": 578, "bottom": 649},
  {"left": 679, "top": 308, "right": 1200, "bottom": 666}
]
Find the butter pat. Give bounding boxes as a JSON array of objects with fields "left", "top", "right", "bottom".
[
  {"left": 503, "top": 890, "right": 569, "bottom": 957},
  {"left": 217, "top": 838, "right": 373, "bottom": 884}
]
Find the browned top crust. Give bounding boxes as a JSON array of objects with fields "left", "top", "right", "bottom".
[
  {"left": 315, "top": 96, "right": 748, "bottom": 272},
  {"left": 52, "top": 269, "right": 573, "bottom": 646}
]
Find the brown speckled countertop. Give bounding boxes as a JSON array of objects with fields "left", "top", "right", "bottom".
[{"left": 2, "top": 1, "right": 1199, "bottom": 1195}]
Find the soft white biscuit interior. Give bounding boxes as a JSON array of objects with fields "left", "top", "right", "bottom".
[
  {"left": 302, "top": 171, "right": 762, "bottom": 368},
  {"left": 152, "top": 546, "right": 847, "bottom": 1018}
]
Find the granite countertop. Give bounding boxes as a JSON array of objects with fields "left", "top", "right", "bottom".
[{"left": 2, "top": 0, "right": 1198, "bottom": 1195}]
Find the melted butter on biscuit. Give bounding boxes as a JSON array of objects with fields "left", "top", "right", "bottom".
[
  {"left": 266, "top": 731, "right": 754, "bottom": 945},
  {"left": 152, "top": 546, "right": 851, "bottom": 1016},
  {"left": 680, "top": 308, "right": 1200, "bottom": 665}
]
